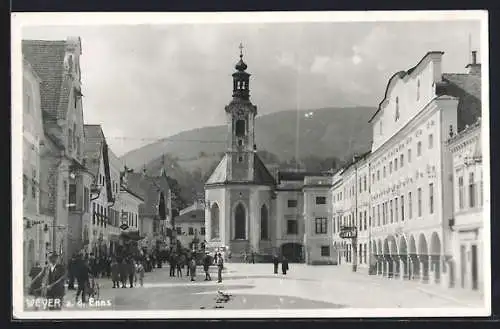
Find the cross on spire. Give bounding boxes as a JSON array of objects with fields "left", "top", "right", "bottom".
[{"left": 239, "top": 42, "right": 244, "bottom": 58}]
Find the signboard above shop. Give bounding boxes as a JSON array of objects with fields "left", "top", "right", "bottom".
[{"left": 339, "top": 226, "right": 357, "bottom": 239}]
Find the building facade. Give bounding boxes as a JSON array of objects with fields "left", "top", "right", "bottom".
[
  {"left": 23, "top": 37, "right": 93, "bottom": 265},
  {"left": 448, "top": 119, "right": 483, "bottom": 291},
  {"left": 205, "top": 50, "right": 276, "bottom": 259},
  {"left": 175, "top": 201, "right": 206, "bottom": 251}
]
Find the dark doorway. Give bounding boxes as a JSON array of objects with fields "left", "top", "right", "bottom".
[
  {"left": 471, "top": 244, "right": 478, "bottom": 290},
  {"left": 260, "top": 205, "right": 268, "bottom": 240},
  {"left": 234, "top": 203, "right": 246, "bottom": 240},
  {"left": 281, "top": 243, "right": 303, "bottom": 263}
]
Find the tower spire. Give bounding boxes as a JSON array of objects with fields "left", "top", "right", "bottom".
[
  {"left": 160, "top": 154, "right": 167, "bottom": 177},
  {"left": 239, "top": 42, "right": 244, "bottom": 59}
]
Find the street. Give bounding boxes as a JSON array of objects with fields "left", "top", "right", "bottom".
[{"left": 34, "top": 263, "right": 484, "bottom": 311}]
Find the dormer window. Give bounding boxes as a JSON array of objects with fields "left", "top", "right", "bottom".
[
  {"left": 395, "top": 97, "right": 400, "bottom": 122},
  {"left": 235, "top": 119, "right": 246, "bottom": 137}
]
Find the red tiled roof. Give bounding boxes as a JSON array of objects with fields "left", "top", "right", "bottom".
[{"left": 22, "top": 40, "right": 68, "bottom": 122}]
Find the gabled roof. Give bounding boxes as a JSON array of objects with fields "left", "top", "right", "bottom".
[
  {"left": 22, "top": 40, "right": 69, "bottom": 122},
  {"left": 205, "top": 152, "right": 275, "bottom": 186},
  {"left": 369, "top": 51, "right": 444, "bottom": 123},
  {"left": 127, "top": 172, "right": 170, "bottom": 218}
]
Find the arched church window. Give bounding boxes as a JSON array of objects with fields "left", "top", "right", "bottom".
[
  {"left": 234, "top": 203, "right": 246, "bottom": 240},
  {"left": 210, "top": 203, "right": 220, "bottom": 239},
  {"left": 260, "top": 205, "right": 269, "bottom": 240},
  {"left": 235, "top": 119, "right": 246, "bottom": 137}
]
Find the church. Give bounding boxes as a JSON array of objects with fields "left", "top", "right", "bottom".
[{"left": 204, "top": 46, "right": 335, "bottom": 264}]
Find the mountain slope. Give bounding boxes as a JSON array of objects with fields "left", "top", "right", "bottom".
[{"left": 121, "top": 107, "right": 375, "bottom": 171}]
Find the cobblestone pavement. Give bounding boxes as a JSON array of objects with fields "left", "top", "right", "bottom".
[{"left": 24, "top": 263, "right": 485, "bottom": 311}]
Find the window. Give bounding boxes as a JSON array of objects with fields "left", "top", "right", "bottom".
[
  {"left": 363, "top": 243, "right": 367, "bottom": 265},
  {"left": 377, "top": 170, "right": 380, "bottom": 181},
  {"left": 287, "top": 199, "right": 297, "bottom": 208},
  {"left": 394, "top": 158, "right": 398, "bottom": 171},
  {"left": 363, "top": 176, "right": 367, "bottom": 191},
  {"left": 333, "top": 217, "right": 336, "bottom": 234},
  {"left": 92, "top": 203, "right": 96, "bottom": 225},
  {"left": 382, "top": 203, "right": 386, "bottom": 225},
  {"left": 429, "top": 183, "right": 434, "bottom": 214},
  {"left": 408, "top": 149, "right": 412, "bottom": 163},
  {"left": 68, "top": 183, "right": 77, "bottom": 211},
  {"left": 395, "top": 97, "right": 400, "bottom": 121},
  {"left": 316, "top": 196, "right": 326, "bottom": 205},
  {"left": 401, "top": 195, "right": 405, "bottom": 221},
  {"left": 395, "top": 198, "right": 399, "bottom": 222},
  {"left": 377, "top": 204, "right": 381, "bottom": 226},
  {"left": 469, "top": 173, "right": 476, "bottom": 208},
  {"left": 321, "top": 246, "right": 330, "bottom": 257},
  {"left": 389, "top": 161, "right": 392, "bottom": 174},
  {"left": 83, "top": 187, "right": 89, "bottom": 212},
  {"left": 458, "top": 176, "right": 464, "bottom": 209},
  {"left": 359, "top": 179, "right": 362, "bottom": 193},
  {"left": 400, "top": 154, "right": 404, "bottom": 168},
  {"left": 428, "top": 134, "right": 434, "bottom": 149},
  {"left": 390, "top": 200, "right": 393, "bottom": 223},
  {"left": 363, "top": 211, "right": 367, "bottom": 230},
  {"left": 315, "top": 217, "right": 328, "bottom": 234},
  {"left": 359, "top": 212, "right": 363, "bottom": 231},
  {"left": 235, "top": 119, "right": 246, "bottom": 136},
  {"left": 408, "top": 192, "right": 412, "bottom": 219},
  {"left": 200, "top": 227, "right": 206, "bottom": 235},
  {"left": 383, "top": 166, "right": 386, "bottom": 178},
  {"left": 372, "top": 173, "right": 375, "bottom": 184},
  {"left": 176, "top": 227, "right": 182, "bottom": 235},
  {"left": 417, "top": 188, "right": 422, "bottom": 217},
  {"left": 188, "top": 227, "right": 194, "bottom": 235},
  {"left": 417, "top": 79, "right": 421, "bottom": 101},
  {"left": 287, "top": 220, "right": 298, "bottom": 234},
  {"left": 417, "top": 141, "right": 422, "bottom": 156}
]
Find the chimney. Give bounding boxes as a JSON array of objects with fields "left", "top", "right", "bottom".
[{"left": 466, "top": 50, "right": 481, "bottom": 75}]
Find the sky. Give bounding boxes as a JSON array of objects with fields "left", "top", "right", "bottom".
[{"left": 22, "top": 20, "right": 481, "bottom": 156}]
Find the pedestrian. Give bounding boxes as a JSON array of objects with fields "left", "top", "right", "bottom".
[
  {"left": 128, "top": 259, "right": 136, "bottom": 288},
  {"left": 176, "top": 254, "right": 183, "bottom": 278},
  {"left": 68, "top": 255, "right": 76, "bottom": 290},
  {"left": 186, "top": 255, "right": 191, "bottom": 277},
  {"left": 217, "top": 253, "right": 224, "bottom": 283},
  {"left": 111, "top": 258, "right": 120, "bottom": 288},
  {"left": 28, "top": 262, "right": 45, "bottom": 298},
  {"left": 44, "top": 253, "right": 66, "bottom": 310},
  {"left": 281, "top": 256, "right": 289, "bottom": 275},
  {"left": 169, "top": 254, "right": 176, "bottom": 277},
  {"left": 119, "top": 259, "right": 128, "bottom": 288},
  {"left": 136, "top": 261, "right": 145, "bottom": 287},
  {"left": 106, "top": 257, "right": 112, "bottom": 278},
  {"left": 273, "top": 254, "right": 279, "bottom": 274},
  {"left": 189, "top": 257, "right": 197, "bottom": 282},
  {"left": 242, "top": 251, "right": 247, "bottom": 263},
  {"left": 251, "top": 251, "right": 255, "bottom": 264},
  {"left": 203, "top": 253, "right": 212, "bottom": 281},
  {"left": 75, "top": 257, "right": 91, "bottom": 304}
]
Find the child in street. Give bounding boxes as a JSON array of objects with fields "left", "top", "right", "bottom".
[{"left": 136, "top": 261, "right": 145, "bottom": 287}]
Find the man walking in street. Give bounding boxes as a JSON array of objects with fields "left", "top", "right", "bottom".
[
  {"left": 67, "top": 254, "right": 76, "bottom": 290},
  {"left": 189, "top": 257, "right": 197, "bottom": 282},
  {"left": 44, "top": 253, "right": 66, "bottom": 310},
  {"left": 169, "top": 254, "right": 176, "bottom": 277},
  {"left": 251, "top": 251, "right": 255, "bottom": 264},
  {"left": 217, "top": 253, "right": 224, "bottom": 283},
  {"left": 119, "top": 258, "right": 128, "bottom": 288},
  {"left": 203, "top": 253, "right": 212, "bottom": 281},
  {"left": 128, "top": 258, "right": 136, "bottom": 288},
  {"left": 273, "top": 254, "right": 279, "bottom": 274},
  {"left": 281, "top": 256, "right": 289, "bottom": 275},
  {"left": 111, "top": 258, "right": 120, "bottom": 288},
  {"left": 176, "top": 254, "right": 183, "bottom": 278},
  {"left": 75, "top": 256, "right": 91, "bottom": 304}
]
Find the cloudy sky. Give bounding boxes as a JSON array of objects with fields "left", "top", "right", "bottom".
[{"left": 22, "top": 19, "right": 481, "bottom": 156}]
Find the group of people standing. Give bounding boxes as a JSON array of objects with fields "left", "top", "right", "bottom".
[{"left": 167, "top": 252, "right": 225, "bottom": 283}]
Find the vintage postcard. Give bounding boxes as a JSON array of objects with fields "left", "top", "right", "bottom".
[{"left": 11, "top": 11, "right": 490, "bottom": 319}]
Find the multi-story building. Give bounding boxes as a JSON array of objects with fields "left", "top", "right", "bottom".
[
  {"left": 448, "top": 119, "right": 483, "bottom": 292},
  {"left": 107, "top": 147, "right": 125, "bottom": 254},
  {"left": 303, "top": 175, "right": 334, "bottom": 265},
  {"left": 127, "top": 169, "right": 172, "bottom": 252},
  {"left": 175, "top": 201, "right": 206, "bottom": 251},
  {"left": 329, "top": 50, "right": 482, "bottom": 288},
  {"left": 331, "top": 152, "right": 371, "bottom": 271},
  {"left": 22, "top": 58, "right": 52, "bottom": 286},
  {"left": 23, "top": 37, "right": 94, "bottom": 265}
]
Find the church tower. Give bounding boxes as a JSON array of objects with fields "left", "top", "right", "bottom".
[{"left": 224, "top": 43, "right": 258, "bottom": 182}]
